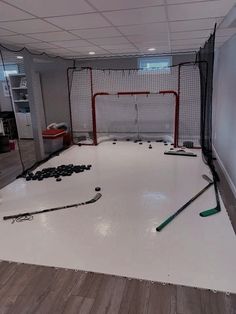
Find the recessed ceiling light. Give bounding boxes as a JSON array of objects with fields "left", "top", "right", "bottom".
[
  {"left": 148, "top": 48, "right": 156, "bottom": 51},
  {"left": 16, "top": 56, "right": 23, "bottom": 59},
  {"left": 89, "top": 51, "right": 95, "bottom": 55}
]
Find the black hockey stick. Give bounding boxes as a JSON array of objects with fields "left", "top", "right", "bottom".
[
  {"left": 3, "top": 193, "right": 102, "bottom": 223},
  {"left": 156, "top": 175, "right": 213, "bottom": 232}
]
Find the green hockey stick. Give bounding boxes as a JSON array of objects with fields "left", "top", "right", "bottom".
[
  {"left": 156, "top": 175, "right": 213, "bottom": 232},
  {"left": 199, "top": 178, "right": 221, "bottom": 217}
]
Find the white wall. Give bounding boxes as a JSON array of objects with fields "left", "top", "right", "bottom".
[{"left": 213, "top": 34, "right": 236, "bottom": 196}]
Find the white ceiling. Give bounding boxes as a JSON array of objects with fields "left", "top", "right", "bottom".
[{"left": 0, "top": 0, "right": 235, "bottom": 59}]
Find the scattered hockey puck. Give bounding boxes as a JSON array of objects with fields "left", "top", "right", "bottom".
[
  {"left": 164, "top": 143, "right": 168, "bottom": 146},
  {"left": 56, "top": 177, "right": 62, "bottom": 182},
  {"left": 147, "top": 141, "right": 151, "bottom": 143},
  {"left": 113, "top": 139, "right": 117, "bottom": 141},
  {"left": 139, "top": 142, "right": 143, "bottom": 145},
  {"left": 95, "top": 187, "right": 101, "bottom": 192},
  {"left": 113, "top": 142, "right": 116, "bottom": 144},
  {"left": 149, "top": 145, "right": 152, "bottom": 149},
  {"left": 126, "top": 138, "right": 130, "bottom": 141}
]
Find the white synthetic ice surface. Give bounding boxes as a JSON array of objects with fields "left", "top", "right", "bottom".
[{"left": 0, "top": 143, "right": 235, "bottom": 293}]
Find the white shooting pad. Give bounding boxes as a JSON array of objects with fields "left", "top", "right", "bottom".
[{"left": 0, "top": 143, "right": 235, "bottom": 293}]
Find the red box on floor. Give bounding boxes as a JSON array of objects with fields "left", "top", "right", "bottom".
[{"left": 42, "top": 129, "right": 66, "bottom": 154}]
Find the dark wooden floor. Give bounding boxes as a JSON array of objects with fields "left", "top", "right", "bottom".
[
  {"left": 0, "top": 260, "right": 235, "bottom": 314},
  {"left": 0, "top": 140, "right": 36, "bottom": 189}
]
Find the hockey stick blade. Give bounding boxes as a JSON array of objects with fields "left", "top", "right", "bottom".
[
  {"left": 156, "top": 177, "right": 213, "bottom": 232},
  {"left": 3, "top": 193, "right": 102, "bottom": 222},
  {"left": 202, "top": 174, "right": 213, "bottom": 184},
  {"left": 199, "top": 180, "right": 221, "bottom": 217}
]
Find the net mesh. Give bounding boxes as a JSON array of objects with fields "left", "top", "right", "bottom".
[
  {"left": 70, "top": 66, "right": 201, "bottom": 146},
  {"left": 178, "top": 63, "right": 201, "bottom": 147},
  {"left": 95, "top": 94, "right": 175, "bottom": 143}
]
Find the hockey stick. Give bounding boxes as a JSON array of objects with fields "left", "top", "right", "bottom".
[
  {"left": 156, "top": 175, "right": 213, "bottom": 232},
  {"left": 3, "top": 193, "right": 102, "bottom": 223},
  {"left": 199, "top": 178, "right": 221, "bottom": 217}
]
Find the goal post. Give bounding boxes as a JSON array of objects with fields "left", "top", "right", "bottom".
[{"left": 91, "top": 90, "right": 179, "bottom": 146}]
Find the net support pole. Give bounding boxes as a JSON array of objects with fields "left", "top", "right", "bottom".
[
  {"left": 159, "top": 90, "right": 179, "bottom": 148},
  {"left": 92, "top": 92, "right": 109, "bottom": 145}
]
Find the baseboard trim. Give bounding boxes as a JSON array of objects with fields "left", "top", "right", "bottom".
[{"left": 213, "top": 146, "right": 236, "bottom": 198}]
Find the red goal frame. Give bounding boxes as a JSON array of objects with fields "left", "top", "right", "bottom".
[{"left": 91, "top": 90, "right": 179, "bottom": 146}]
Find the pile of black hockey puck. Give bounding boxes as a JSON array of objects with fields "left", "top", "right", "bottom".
[{"left": 25, "top": 164, "right": 92, "bottom": 182}]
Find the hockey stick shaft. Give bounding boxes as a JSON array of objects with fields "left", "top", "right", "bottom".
[
  {"left": 156, "top": 182, "right": 213, "bottom": 232},
  {"left": 3, "top": 193, "right": 102, "bottom": 221}
]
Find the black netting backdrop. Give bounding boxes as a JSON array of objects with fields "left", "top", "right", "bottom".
[{"left": 196, "top": 27, "right": 216, "bottom": 166}]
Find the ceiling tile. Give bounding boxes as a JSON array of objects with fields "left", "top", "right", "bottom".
[
  {"left": 127, "top": 33, "right": 169, "bottom": 43},
  {"left": 0, "top": 27, "right": 16, "bottom": 36},
  {"left": 4, "top": 0, "right": 94, "bottom": 17},
  {"left": 170, "top": 30, "right": 211, "bottom": 40},
  {"left": 103, "top": 6, "right": 166, "bottom": 26},
  {"left": 52, "top": 39, "right": 91, "bottom": 48},
  {"left": 26, "top": 42, "right": 58, "bottom": 49},
  {"left": 89, "top": 36, "right": 130, "bottom": 45},
  {"left": 0, "top": 34, "right": 40, "bottom": 44},
  {"left": 135, "top": 41, "right": 170, "bottom": 48},
  {"left": 169, "top": 18, "right": 221, "bottom": 32},
  {"left": 0, "top": 2, "right": 33, "bottom": 22},
  {"left": 69, "top": 46, "right": 106, "bottom": 52},
  {"left": 28, "top": 31, "right": 78, "bottom": 41},
  {"left": 118, "top": 22, "right": 169, "bottom": 35},
  {"left": 99, "top": 43, "right": 136, "bottom": 50},
  {"left": 171, "top": 38, "right": 206, "bottom": 46},
  {"left": 0, "top": 19, "right": 60, "bottom": 34},
  {"left": 70, "top": 27, "right": 121, "bottom": 39},
  {"left": 46, "top": 13, "right": 110, "bottom": 30},
  {"left": 167, "top": 0, "right": 210, "bottom": 3},
  {"left": 171, "top": 46, "right": 198, "bottom": 52},
  {"left": 139, "top": 46, "right": 171, "bottom": 53},
  {"left": 90, "top": 0, "right": 164, "bottom": 11},
  {"left": 168, "top": 1, "right": 233, "bottom": 21},
  {"left": 44, "top": 47, "right": 74, "bottom": 54}
]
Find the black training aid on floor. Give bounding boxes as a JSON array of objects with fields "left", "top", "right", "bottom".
[
  {"left": 156, "top": 182, "right": 213, "bottom": 232},
  {"left": 3, "top": 193, "right": 102, "bottom": 223}
]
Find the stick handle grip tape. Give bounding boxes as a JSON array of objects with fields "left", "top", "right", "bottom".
[{"left": 156, "top": 182, "right": 213, "bottom": 232}]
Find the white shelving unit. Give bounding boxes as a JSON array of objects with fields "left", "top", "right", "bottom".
[{"left": 8, "top": 73, "right": 33, "bottom": 139}]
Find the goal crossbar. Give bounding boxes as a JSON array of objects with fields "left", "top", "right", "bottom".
[{"left": 91, "top": 90, "right": 179, "bottom": 146}]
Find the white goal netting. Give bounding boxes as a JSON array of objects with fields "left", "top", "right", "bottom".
[{"left": 70, "top": 65, "right": 201, "bottom": 146}]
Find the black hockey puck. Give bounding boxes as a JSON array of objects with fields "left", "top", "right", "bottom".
[
  {"left": 149, "top": 145, "right": 152, "bottom": 149},
  {"left": 95, "top": 187, "right": 101, "bottom": 192},
  {"left": 113, "top": 142, "right": 116, "bottom": 144},
  {"left": 139, "top": 142, "right": 143, "bottom": 145},
  {"left": 56, "top": 177, "right": 62, "bottom": 182}
]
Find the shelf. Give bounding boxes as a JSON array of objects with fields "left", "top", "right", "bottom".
[
  {"left": 14, "top": 100, "right": 29, "bottom": 103},
  {"left": 9, "top": 73, "right": 26, "bottom": 77},
  {"left": 12, "top": 87, "right": 27, "bottom": 90}
]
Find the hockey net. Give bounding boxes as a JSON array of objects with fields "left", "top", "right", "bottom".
[{"left": 70, "top": 65, "right": 201, "bottom": 147}]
